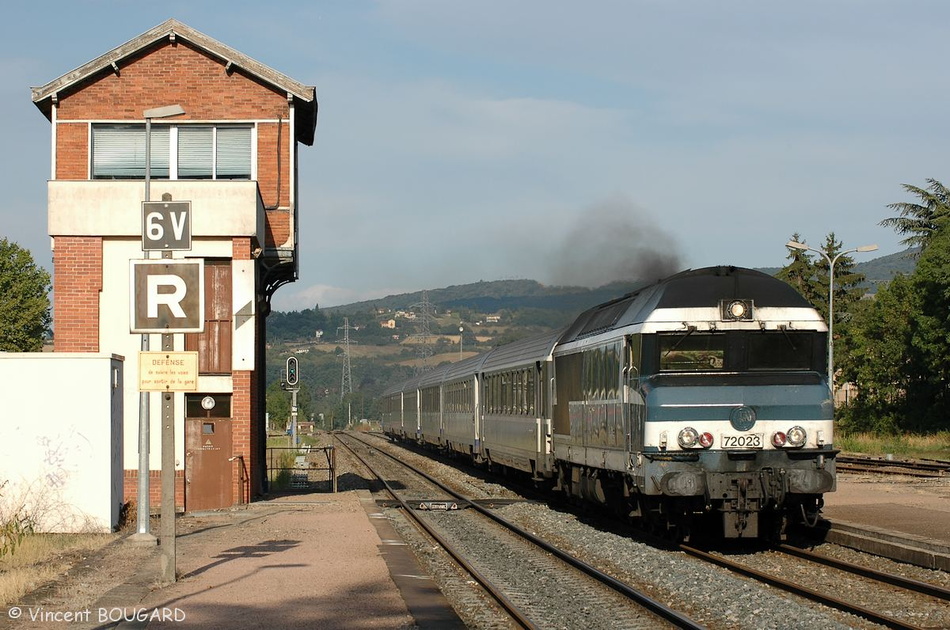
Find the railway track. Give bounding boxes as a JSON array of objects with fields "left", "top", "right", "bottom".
[
  {"left": 341, "top": 432, "right": 950, "bottom": 629},
  {"left": 679, "top": 543, "right": 950, "bottom": 630},
  {"left": 337, "top": 431, "right": 701, "bottom": 629},
  {"left": 837, "top": 454, "right": 950, "bottom": 477}
]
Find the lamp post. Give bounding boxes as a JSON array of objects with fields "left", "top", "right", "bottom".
[
  {"left": 459, "top": 325, "right": 464, "bottom": 359},
  {"left": 785, "top": 240, "right": 878, "bottom": 400},
  {"left": 132, "top": 105, "right": 184, "bottom": 549}
]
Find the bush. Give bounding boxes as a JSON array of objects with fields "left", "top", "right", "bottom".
[{"left": 0, "top": 481, "right": 34, "bottom": 559}]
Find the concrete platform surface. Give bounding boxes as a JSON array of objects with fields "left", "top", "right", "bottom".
[{"left": 116, "top": 491, "right": 461, "bottom": 630}]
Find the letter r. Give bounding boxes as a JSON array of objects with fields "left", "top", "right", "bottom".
[{"left": 147, "top": 274, "right": 188, "bottom": 318}]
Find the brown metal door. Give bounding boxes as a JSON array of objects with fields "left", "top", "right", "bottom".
[
  {"left": 185, "top": 417, "right": 233, "bottom": 511},
  {"left": 185, "top": 259, "right": 232, "bottom": 374}
]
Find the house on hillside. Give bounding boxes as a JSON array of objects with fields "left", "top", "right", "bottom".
[{"left": 31, "top": 19, "right": 318, "bottom": 511}]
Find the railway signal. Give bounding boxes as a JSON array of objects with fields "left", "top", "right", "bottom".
[{"left": 286, "top": 356, "right": 299, "bottom": 387}]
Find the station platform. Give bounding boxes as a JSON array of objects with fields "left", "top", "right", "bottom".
[
  {"left": 819, "top": 474, "right": 950, "bottom": 570},
  {"left": 105, "top": 491, "right": 465, "bottom": 630}
]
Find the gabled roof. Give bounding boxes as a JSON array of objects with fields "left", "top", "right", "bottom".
[{"left": 31, "top": 18, "right": 318, "bottom": 145}]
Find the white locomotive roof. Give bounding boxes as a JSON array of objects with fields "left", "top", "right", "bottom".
[
  {"left": 480, "top": 328, "right": 565, "bottom": 372},
  {"left": 559, "top": 266, "right": 823, "bottom": 344}
]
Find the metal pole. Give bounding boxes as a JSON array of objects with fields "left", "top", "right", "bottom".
[
  {"left": 291, "top": 388, "right": 298, "bottom": 447},
  {"left": 785, "top": 240, "right": 877, "bottom": 406},
  {"left": 160, "top": 326, "right": 176, "bottom": 583},
  {"left": 132, "top": 116, "right": 154, "bottom": 544},
  {"left": 828, "top": 253, "right": 837, "bottom": 396}
]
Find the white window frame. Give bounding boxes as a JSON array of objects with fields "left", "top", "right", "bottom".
[{"left": 91, "top": 123, "right": 256, "bottom": 181}]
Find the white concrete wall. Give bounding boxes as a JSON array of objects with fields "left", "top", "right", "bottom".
[
  {"left": 48, "top": 180, "right": 265, "bottom": 241},
  {"left": 0, "top": 353, "right": 123, "bottom": 533}
]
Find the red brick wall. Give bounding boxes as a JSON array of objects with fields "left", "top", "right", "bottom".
[
  {"left": 231, "top": 237, "right": 261, "bottom": 500},
  {"left": 55, "top": 42, "right": 289, "bottom": 122},
  {"left": 123, "top": 469, "right": 185, "bottom": 513},
  {"left": 232, "top": 371, "right": 254, "bottom": 500},
  {"left": 55, "top": 40, "right": 292, "bottom": 225},
  {"left": 52, "top": 237, "right": 102, "bottom": 352},
  {"left": 56, "top": 123, "right": 88, "bottom": 180}
]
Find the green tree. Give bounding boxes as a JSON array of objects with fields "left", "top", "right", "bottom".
[
  {"left": 819, "top": 233, "right": 867, "bottom": 329},
  {"left": 777, "top": 233, "right": 821, "bottom": 307},
  {"left": 0, "top": 239, "right": 51, "bottom": 352},
  {"left": 836, "top": 274, "right": 918, "bottom": 432},
  {"left": 839, "top": 182, "right": 950, "bottom": 433},
  {"left": 906, "top": 225, "right": 950, "bottom": 429},
  {"left": 881, "top": 178, "right": 950, "bottom": 255},
  {"left": 777, "top": 233, "right": 866, "bottom": 326}
]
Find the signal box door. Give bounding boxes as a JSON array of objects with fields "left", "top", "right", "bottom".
[{"left": 185, "top": 416, "right": 232, "bottom": 511}]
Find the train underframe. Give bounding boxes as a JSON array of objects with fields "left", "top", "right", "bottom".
[{"left": 553, "top": 455, "right": 834, "bottom": 541}]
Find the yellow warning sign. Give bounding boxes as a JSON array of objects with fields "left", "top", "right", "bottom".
[{"left": 138, "top": 351, "right": 199, "bottom": 391}]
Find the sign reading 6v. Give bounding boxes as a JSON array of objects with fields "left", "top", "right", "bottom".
[
  {"left": 143, "top": 201, "right": 191, "bottom": 251},
  {"left": 130, "top": 260, "right": 205, "bottom": 333}
]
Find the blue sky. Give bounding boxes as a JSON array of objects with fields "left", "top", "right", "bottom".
[{"left": 2, "top": 1, "right": 947, "bottom": 310}]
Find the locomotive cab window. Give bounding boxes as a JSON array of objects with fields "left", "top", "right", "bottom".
[
  {"left": 747, "top": 331, "right": 819, "bottom": 371},
  {"left": 659, "top": 332, "right": 725, "bottom": 371}
]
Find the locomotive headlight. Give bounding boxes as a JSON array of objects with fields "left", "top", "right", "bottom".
[
  {"left": 677, "top": 427, "right": 699, "bottom": 449},
  {"left": 786, "top": 425, "right": 807, "bottom": 448},
  {"left": 720, "top": 299, "right": 754, "bottom": 321}
]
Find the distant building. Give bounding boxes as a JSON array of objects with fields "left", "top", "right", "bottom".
[
  {"left": 31, "top": 19, "right": 317, "bottom": 511},
  {"left": 486, "top": 314, "right": 501, "bottom": 323},
  {"left": 380, "top": 319, "right": 396, "bottom": 329}
]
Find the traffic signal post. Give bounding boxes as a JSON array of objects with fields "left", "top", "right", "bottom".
[{"left": 285, "top": 357, "right": 300, "bottom": 446}]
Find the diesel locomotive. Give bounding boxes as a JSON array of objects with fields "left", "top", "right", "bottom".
[{"left": 382, "top": 266, "right": 836, "bottom": 539}]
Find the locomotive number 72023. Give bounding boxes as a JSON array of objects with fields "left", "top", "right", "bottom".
[{"left": 722, "top": 433, "right": 763, "bottom": 449}]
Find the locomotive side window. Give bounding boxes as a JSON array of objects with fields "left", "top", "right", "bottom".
[
  {"left": 581, "top": 341, "right": 623, "bottom": 400},
  {"left": 659, "top": 333, "right": 725, "bottom": 371},
  {"left": 747, "top": 331, "right": 815, "bottom": 371}
]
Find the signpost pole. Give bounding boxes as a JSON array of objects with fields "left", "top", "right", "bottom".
[
  {"left": 160, "top": 316, "right": 176, "bottom": 583},
  {"left": 134, "top": 104, "right": 184, "bottom": 548}
]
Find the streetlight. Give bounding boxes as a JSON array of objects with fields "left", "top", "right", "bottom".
[
  {"left": 133, "top": 104, "right": 184, "bottom": 545},
  {"left": 459, "top": 325, "right": 464, "bottom": 359},
  {"left": 785, "top": 240, "right": 878, "bottom": 400}
]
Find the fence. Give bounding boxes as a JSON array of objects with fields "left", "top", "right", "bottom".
[{"left": 266, "top": 445, "right": 336, "bottom": 493}]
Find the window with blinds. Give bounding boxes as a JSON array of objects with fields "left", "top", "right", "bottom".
[
  {"left": 92, "top": 125, "right": 170, "bottom": 179},
  {"left": 92, "top": 124, "right": 252, "bottom": 180}
]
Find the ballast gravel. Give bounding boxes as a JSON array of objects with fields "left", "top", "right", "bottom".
[{"left": 345, "top": 434, "right": 904, "bottom": 630}]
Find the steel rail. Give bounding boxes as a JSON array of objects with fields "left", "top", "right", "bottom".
[
  {"left": 837, "top": 455, "right": 949, "bottom": 477},
  {"left": 680, "top": 544, "right": 924, "bottom": 630},
  {"left": 336, "top": 433, "right": 538, "bottom": 629},
  {"left": 775, "top": 544, "right": 950, "bottom": 600},
  {"left": 347, "top": 432, "right": 704, "bottom": 630}
]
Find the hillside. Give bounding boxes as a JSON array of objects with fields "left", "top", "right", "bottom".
[
  {"left": 322, "top": 279, "right": 651, "bottom": 318},
  {"left": 264, "top": 253, "right": 916, "bottom": 429},
  {"left": 319, "top": 252, "right": 915, "bottom": 318}
]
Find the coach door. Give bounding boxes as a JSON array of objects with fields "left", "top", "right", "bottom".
[
  {"left": 185, "top": 394, "right": 233, "bottom": 511},
  {"left": 624, "top": 335, "right": 645, "bottom": 453}
]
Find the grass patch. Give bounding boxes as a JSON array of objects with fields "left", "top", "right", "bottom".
[
  {"left": 0, "top": 532, "right": 116, "bottom": 606},
  {"left": 838, "top": 431, "right": 950, "bottom": 461}
]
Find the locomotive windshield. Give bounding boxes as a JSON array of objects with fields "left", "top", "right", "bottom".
[
  {"left": 659, "top": 331, "right": 725, "bottom": 371},
  {"left": 657, "top": 330, "right": 822, "bottom": 373}
]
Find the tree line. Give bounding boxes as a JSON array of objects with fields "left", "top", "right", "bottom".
[{"left": 780, "top": 179, "right": 949, "bottom": 434}]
